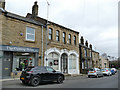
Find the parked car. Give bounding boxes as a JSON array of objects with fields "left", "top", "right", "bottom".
[
  {"left": 20, "top": 66, "right": 65, "bottom": 86},
  {"left": 88, "top": 68, "right": 103, "bottom": 78},
  {"left": 101, "top": 68, "right": 112, "bottom": 76},
  {"left": 111, "top": 68, "right": 117, "bottom": 73},
  {"left": 110, "top": 68, "right": 115, "bottom": 75}
]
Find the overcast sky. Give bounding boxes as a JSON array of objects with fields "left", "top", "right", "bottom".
[{"left": 5, "top": 0, "right": 119, "bottom": 59}]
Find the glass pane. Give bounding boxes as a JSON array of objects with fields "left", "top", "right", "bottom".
[
  {"left": 27, "top": 27, "right": 35, "bottom": 34},
  {"left": 49, "top": 28, "right": 52, "bottom": 34},
  {"left": 56, "top": 30, "right": 59, "bottom": 35},
  {"left": 48, "top": 53, "right": 52, "bottom": 58},
  {"left": 63, "top": 32, "right": 65, "bottom": 37},
  {"left": 69, "top": 54, "right": 76, "bottom": 69},
  {"left": 53, "top": 53, "right": 59, "bottom": 59},
  {"left": 49, "top": 35, "right": 52, "bottom": 40},
  {"left": 69, "top": 34, "right": 71, "bottom": 39},
  {"left": 27, "top": 34, "right": 35, "bottom": 41}
]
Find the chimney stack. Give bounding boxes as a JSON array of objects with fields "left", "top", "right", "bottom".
[
  {"left": 89, "top": 44, "right": 92, "bottom": 49},
  {"left": 32, "top": 1, "right": 38, "bottom": 18},
  {"left": 85, "top": 40, "right": 88, "bottom": 47},
  {"left": 80, "top": 36, "right": 84, "bottom": 45},
  {"left": 0, "top": 0, "right": 5, "bottom": 9}
]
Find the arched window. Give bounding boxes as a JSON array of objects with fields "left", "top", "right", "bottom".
[
  {"left": 49, "top": 28, "right": 53, "bottom": 40},
  {"left": 74, "top": 36, "right": 76, "bottom": 45},
  {"left": 69, "top": 54, "right": 76, "bottom": 69},
  {"left": 68, "top": 34, "right": 71, "bottom": 44},
  {"left": 63, "top": 32, "right": 66, "bottom": 44},
  {"left": 56, "top": 30, "right": 59, "bottom": 41},
  {"left": 48, "top": 52, "right": 59, "bottom": 70}
]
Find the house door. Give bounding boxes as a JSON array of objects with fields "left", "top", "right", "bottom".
[{"left": 61, "top": 53, "right": 68, "bottom": 73}]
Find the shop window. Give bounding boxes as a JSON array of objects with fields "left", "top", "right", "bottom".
[
  {"left": 0, "top": 51, "right": 3, "bottom": 58},
  {"left": 12, "top": 53, "right": 35, "bottom": 72},
  {"left": 26, "top": 27, "right": 35, "bottom": 41},
  {"left": 48, "top": 52, "right": 59, "bottom": 70},
  {"left": 69, "top": 54, "right": 76, "bottom": 69}
]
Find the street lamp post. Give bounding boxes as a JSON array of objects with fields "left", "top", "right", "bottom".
[{"left": 45, "top": 0, "right": 50, "bottom": 66}]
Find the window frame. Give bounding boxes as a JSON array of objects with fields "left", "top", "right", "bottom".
[
  {"left": 26, "top": 27, "right": 35, "bottom": 41},
  {"left": 56, "top": 30, "right": 60, "bottom": 41},
  {"left": 74, "top": 35, "right": 76, "bottom": 45},
  {"left": 63, "top": 32, "right": 66, "bottom": 44},
  {"left": 49, "top": 28, "right": 53, "bottom": 40},
  {"left": 68, "top": 34, "right": 71, "bottom": 44}
]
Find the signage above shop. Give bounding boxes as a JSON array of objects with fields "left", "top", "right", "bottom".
[{"left": 0, "top": 45, "right": 39, "bottom": 53}]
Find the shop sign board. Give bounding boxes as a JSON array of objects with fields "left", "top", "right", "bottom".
[{"left": 0, "top": 45, "right": 39, "bottom": 53}]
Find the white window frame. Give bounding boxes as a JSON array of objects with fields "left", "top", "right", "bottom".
[{"left": 26, "top": 27, "right": 35, "bottom": 41}]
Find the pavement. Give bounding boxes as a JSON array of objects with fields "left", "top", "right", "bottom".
[{"left": 0, "top": 74, "right": 87, "bottom": 81}]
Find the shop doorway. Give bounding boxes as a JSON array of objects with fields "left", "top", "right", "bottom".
[
  {"left": 61, "top": 53, "right": 68, "bottom": 73},
  {"left": 2, "top": 52, "right": 12, "bottom": 79}
]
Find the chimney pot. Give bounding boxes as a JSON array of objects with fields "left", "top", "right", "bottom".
[
  {"left": 85, "top": 40, "right": 88, "bottom": 47},
  {"left": 32, "top": 1, "right": 38, "bottom": 18},
  {"left": 80, "top": 36, "right": 84, "bottom": 45},
  {"left": 90, "top": 44, "right": 92, "bottom": 49}
]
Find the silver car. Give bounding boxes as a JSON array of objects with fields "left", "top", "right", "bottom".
[
  {"left": 88, "top": 68, "right": 103, "bottom": 78},
  {"left": 101, "top": 68, "right": 112, "bottom": 76}
]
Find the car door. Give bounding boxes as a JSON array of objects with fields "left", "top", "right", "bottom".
[
  {"left": 97, "top": 69, "right": 101, "bottom": 76},
  {"left": 35, "top": 67, "right": 50, "bottom": 81},
  {"left": 46, "top": 67, "right": 57, "bottom": 81}
]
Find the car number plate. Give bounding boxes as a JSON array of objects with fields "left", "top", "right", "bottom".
[
  {"left": 90, "top": 72, "right": 93, "bottom": 73},
  {"left": 102, "top": 71, "right": 105, "bottom": 72}
]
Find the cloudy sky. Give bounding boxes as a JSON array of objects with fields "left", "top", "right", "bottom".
[{"left": 5, "top": 0, "right": 119, "bottom": 59}]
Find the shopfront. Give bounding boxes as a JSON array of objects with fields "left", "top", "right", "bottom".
[
  {"left": 44, "top": 48, "right": 79, "bottom": 75},
  {"left": 0, "top": 45, "right": 39, "bottom": 78}
]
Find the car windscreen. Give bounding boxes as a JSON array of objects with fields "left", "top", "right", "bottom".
[
  {"left": 25, "top": 67, "right": 34, "bottom": 72},
  {"left": 101, "top": 69, "right": 105, "bottom": 71},
  {"left": 89, "top": 69, "right": 95, "bottom": 71}
]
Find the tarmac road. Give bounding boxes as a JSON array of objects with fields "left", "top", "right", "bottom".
[{"left": 1, "top": 71, "right": 119, "bottom": 89}]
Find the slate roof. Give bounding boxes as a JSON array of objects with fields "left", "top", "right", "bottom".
[
  {"left": 0, "top": 9, "right": 46, "bottom": 27},
  {"left": 26, "top": 13, "right": 79, "bottom": 34}
]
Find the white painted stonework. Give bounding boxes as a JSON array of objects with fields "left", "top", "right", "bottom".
[{"left": 44, "top": 48, "right": 80, "bottom": 75}]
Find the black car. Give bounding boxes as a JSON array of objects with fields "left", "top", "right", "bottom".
[{"left": 20, "top": 66, "right": 65, "bottom": 86}]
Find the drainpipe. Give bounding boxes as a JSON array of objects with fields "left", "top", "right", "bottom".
[{"left": 41, "top": 25, "right": 43, "bottom": 66}]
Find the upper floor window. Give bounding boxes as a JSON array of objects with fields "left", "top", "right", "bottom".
[
  {"left": 84, "top": 48, "right": 87, "bottom": 57},
  {"left": 49, "top": 28, "right": 53, "bottom": 40},
  {"left": 74, "top": 36, "right": 76, "bottom": 45},
  {"left": 68, "top": 34, "right": 71, "bottom": 44},
  {"left": 56, "top": 30, "right": 59, "bottom": 41},
  {"left": 63, "top": 32, "right": 66, "bottom": 44},
  {"left": 26, "top": 27, "right": 35, "bottom": 41},
  {"left": 90, "top": 51, "right": 92, "bottom": 57}
]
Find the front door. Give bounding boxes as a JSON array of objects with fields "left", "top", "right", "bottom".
[
  {"left": 61, "top": 53, "right": 68, "bottom": 73},
  {"left": 2, "top": 52, "right": 12, "bottom": 79}
]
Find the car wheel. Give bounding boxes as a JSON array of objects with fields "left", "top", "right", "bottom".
[
  {"left": 30, "top": 76, "right": 40, "bottom": 86},
  {"left": 96, "top": 74, "right": 98, "bottom": 78},
  {"left": 57, "top": 76, "right": 63, "bottom": 84},
  {"left": 88, "top": 75, "right": 90, "bottom": 78}
]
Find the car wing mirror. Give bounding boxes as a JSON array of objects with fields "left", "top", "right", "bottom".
[{"left": 53, "top": 70, "right": 56, "bottom": 72}]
